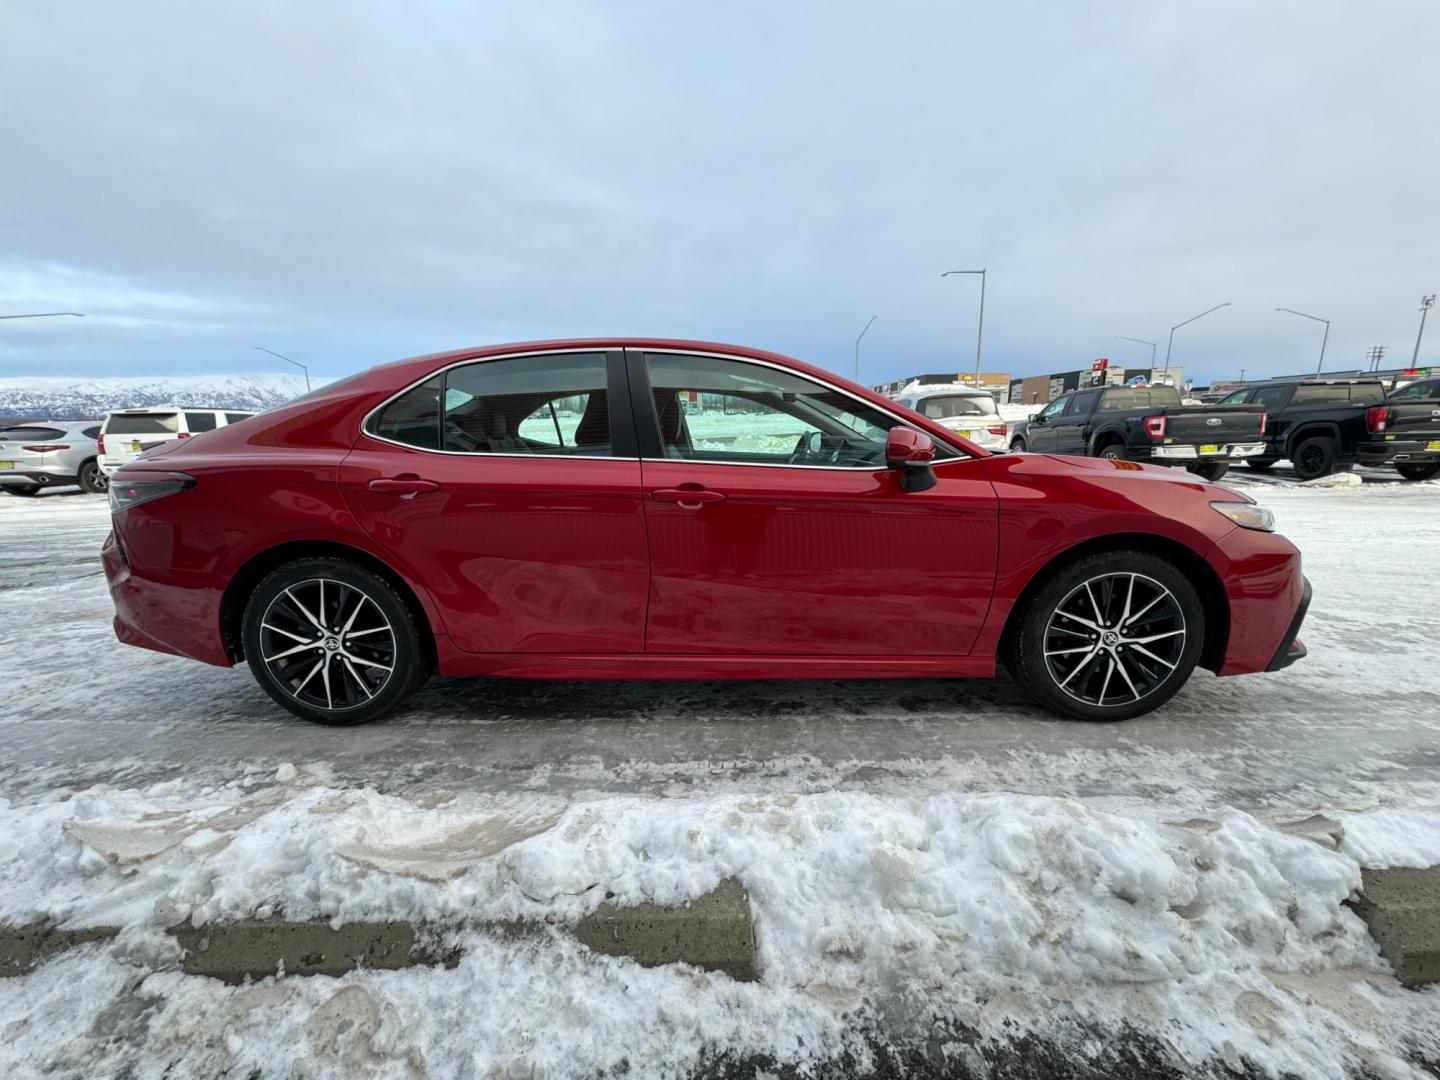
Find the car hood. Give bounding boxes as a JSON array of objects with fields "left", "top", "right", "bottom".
[{"left": 1039, "top": 452, "right": 1249, "bottom": 496}]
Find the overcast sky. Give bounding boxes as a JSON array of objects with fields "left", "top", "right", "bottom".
[{"left": 2, "top": 0, "right": 1437, "bottom": 386}]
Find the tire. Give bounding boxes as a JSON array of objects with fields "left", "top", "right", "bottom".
[
  {"left": 242, "top": 558, "right": 430, "bottom": 725},
  {"left": 1291, "top": 437, "right": 1339, "bottom": 481},
  {"left": 78, "top": 459, "right": 108, "bottom": 494},
  {"left": 5, "top": 485, "right": 42, "bottom": 497},
  {"left": 1005, "top": 549, "right": 1205, "bottom": 722},
  {"left": 1246, "top": 459, "right": 1276, "bottom": 471},
  {"left": 1396, "top": 462, "right": 1440, "bottom": 482},
  {"left": 1010, "top": 438, "right": 1028, "bottom": 453},
  {"left": 1095, "top": 442, "right": 1127, "bottom": 461},
  {"left": 1186, "top": 462, "right": 1230, "bottom": 482}
]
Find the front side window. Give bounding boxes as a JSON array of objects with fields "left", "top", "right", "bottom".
[
  {"left": 1038, "top": 397, "right": 1069, "bottom": 420},
  {"left": 644, "top": 353, "right": 950, "bottom": 467},
  {"left": 184, "top": 412, "right": 218, "bottom": 433}
]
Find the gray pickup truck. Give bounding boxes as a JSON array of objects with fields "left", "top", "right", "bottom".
[{"left": 1008, "top": 385, "right": 1266, "bottom": 481}]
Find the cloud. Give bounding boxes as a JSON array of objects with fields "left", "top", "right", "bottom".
[{"left": 2, "top": 0, "right": 1437, "bottom": 383}]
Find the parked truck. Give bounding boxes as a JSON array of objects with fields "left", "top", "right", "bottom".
[{"left": 1007, "top": 384, "right": 1265, "bottom": 481}]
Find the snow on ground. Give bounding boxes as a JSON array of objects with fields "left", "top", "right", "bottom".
[{"left": 2, "top": 469, "right": 1439, "bottom": 1076}]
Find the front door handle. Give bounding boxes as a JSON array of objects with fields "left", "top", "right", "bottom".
[
  {"left": 368, "top": 477, "right": 440, "bottom": 495},
  {"left": 651, "top": 487, "right": 725, "bottom": 509}
]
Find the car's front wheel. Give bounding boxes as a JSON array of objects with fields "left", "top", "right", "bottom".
[
  {"left": 78, "top": 459, "right": 108, "bottom": 494},
  {"left": 5, "top": 485, "right": 42, "bottom": 497},
  {"left": 1009, "top": 438, "right": 1027, "bottom": 453},
  {"left": 1005, "top": 550, "right": 1205, "bottom": 721},
  {"left": 1186, "top": 461, "right": 1230, "bottom": 482},
  {"left": 241, "top": 558, "right": 430, "bottom": 725}
]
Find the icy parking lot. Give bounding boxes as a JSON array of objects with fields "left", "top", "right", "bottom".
[{"left": 2, "top": 473, "right": 1440, "bottom": 1078}]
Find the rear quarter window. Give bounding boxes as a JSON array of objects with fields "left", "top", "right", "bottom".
[
  {"left": 184, "top": 412, "right": 218, "bottom": 433},
  {"left": 1098, "top": 387, "right": 1181, "bottom": 411},
  {"left": 103, "top": 413, "right": 180, "bottom": 434}
]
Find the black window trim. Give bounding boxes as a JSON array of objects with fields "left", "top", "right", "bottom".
[
  {"left": 359, "top": 348, "right": 633, "bottom": 460},
  {"left": 625, "top": 347, "right": 975, "bottom": 470}
]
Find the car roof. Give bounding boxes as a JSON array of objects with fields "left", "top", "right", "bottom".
[{"left": 1246, "top": 377, "right": 1385, "bottom": 387}]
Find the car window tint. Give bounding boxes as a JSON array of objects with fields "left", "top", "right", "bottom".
[
  {"left": 82, "top": 426, "right": 101, "bottom": 440},
  {"left": 103, "top": 413, "right": 179, "bottom": 434},
  {"left": 1293, "top": 383, "right": 1386, "bottom": 404},
  {"left": 436, "top": 353, "right": 611, "bottom": 455},
  {"left": 1099, "top": 387, "right": 1181, "bottom": 411},
  {"left": 184, "top": 412, "right": 218, "bottom": 433},
  {"left": 225, "top": 413, "right": 252, "bottom": 425},
  {"left": 1251, "top": 386, "right": 1289, "bottom": 411},
  {"left": 1065, "top": 390, "right": 1100, "bottom": 416},
  {"left": 1038, "top": 397, "right": 1068, "bottom": 420},
  {"left": 916, "top": 394, "right": 996, "bottom": 419},
  {"left": 370, "top": 376, "right": 442, "bottom": 449},
  {"left": 0, "top": 426, "right": 66, "bottom": 440},
  {"left": 1388, "top": 380, "right": 1440, "bottom": 401},
  {"left": 644, "top": 353, "right": 948, "bottom": 467},
  {"left": 1218, "top": 390, "right": 1250, "bottom": 405}
]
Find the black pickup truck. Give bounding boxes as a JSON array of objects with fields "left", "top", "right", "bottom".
[
  {"left": 1213, "top": 377, "right": 1435, "bottom": 481},
  {"left": 1007, "top": 385, "right": 1266, "bottom": 481},
  {"left": 1364, "top": 376, "right": 1440, "bottom": 481}
]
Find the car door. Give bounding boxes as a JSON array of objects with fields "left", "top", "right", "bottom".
[
  {"left": 630, "top": 349, "right": 999, "bottom": 656},
  {"left": 1025, "top": 395, "right": 1071, "bottom": 452},
  {"left": 339, "top": 349, "right": 651, "bottom": 655},
  {"left": 1050, "top": 389, "right": 1100, "bottom": 454}
]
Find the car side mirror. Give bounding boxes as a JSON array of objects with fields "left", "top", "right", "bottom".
[{"left": 885, "top": 427, "right": 938, "bottom": 492}]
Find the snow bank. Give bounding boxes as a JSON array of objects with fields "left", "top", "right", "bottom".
[{"left": 3, "top": 774, "right": 1439, "bottom": 1077}]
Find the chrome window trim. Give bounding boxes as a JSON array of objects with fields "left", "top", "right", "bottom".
[
  {"left": 357, "top": 344, "right": 978, "bottom": 465},
  {"left": 359, "top": 347, "right": 626, "bottom": 459}
]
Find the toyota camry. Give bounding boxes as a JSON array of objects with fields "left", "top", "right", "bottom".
[{"left": 102, "top": 339, "right": 1310, "bottom": 725}]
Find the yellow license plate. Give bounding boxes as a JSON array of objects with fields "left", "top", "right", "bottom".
[
  {"left": 1199, "top": 444, "right": 1220, "bottom": 455},
  {"left": 131, "top": 441, "right": 142, "bottom": 452},
  {"left": 0, "top": 461, "right": 13, "bottom": 469},
  {"left": 1428, "top": 440, "right": 1440, "bottom": 451},
  {"left": 959, "top": 430, "right": 971, "bottom": 439}
]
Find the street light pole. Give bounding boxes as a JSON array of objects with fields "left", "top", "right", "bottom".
[
  {"left": 942, "top": 269, "right": 986, "bottom": 387},
  {"left": 1413, "top": 295, "right": 1436, "bottom": 367},
  {"left": 853, "top": 315, "right": 877, "bottom": 383},
  {"left": 1115, "top": 336, "right": 1157, "bottom": 368},
  {"left": 1165, "top": 303, "right": 1231, "bottom": 366},
  {"left": 255, "top": 346, "right": 310, "bottom": 391},
  {"left": 0, "top": 312, "right": 84, "bottom": 320},
  {"left": 1275, "top": 307, "right": 1330, "bottom": 377}
]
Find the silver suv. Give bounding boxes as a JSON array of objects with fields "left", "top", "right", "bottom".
[{"left": 0, "top": 421, "right": 107, "bottom": 496}]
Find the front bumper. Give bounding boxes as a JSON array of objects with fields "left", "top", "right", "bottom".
[
  {"left": 1150, "top": 442, "right": 1266, "bottom": 461},
  {"left": 1356, "top": 438, "right": 1440, "bottom": 467},
  {"left": 1265, "top": 576, "right": 1311, "bottom": 672}
]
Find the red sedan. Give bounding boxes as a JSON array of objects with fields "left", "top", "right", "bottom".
[{"left": 102, "top": 339, "right": 1310, "bottom": 725}]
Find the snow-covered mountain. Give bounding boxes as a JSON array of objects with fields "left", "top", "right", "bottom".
[{"left": 0, "top": 374, "right": 322, "bottom": 419}]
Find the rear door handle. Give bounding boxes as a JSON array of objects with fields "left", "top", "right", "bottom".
[
  {"left": 368, "top": 477, "right": 440, "bottom": 495},
  {"left": 650, "top": 487, "right": 725, "bottom": 508}
]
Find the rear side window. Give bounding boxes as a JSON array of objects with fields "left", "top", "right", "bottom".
[
  {"left": 103, "top": 413, "right": 179, "bottom": 434},
  {"left": 184, "top": 412, "right": 218, "bottom": 433},
  {"left": 225, "top": 413, "right": 252, "bottom": 425},
  {"left": 441, "top": 353, "right": 611, "bottom": 455},
  {"left": 82, "top": 426, "right": 101, "bottom": 440},
  {"left": 370, "top": 376, "right": 442, "bottom": 449},
  {"left": 1251, "top": 386, "right": 1290, "bottom": 412},
  {"left": 1064, "top": 390, "right": 1100, "bottom": 415},
  {"left": 1293, "top": 383, "right": 1386, "bottom": 404},
  {"left": 0, "top": 426, "right": 66, "bottom": 441}
]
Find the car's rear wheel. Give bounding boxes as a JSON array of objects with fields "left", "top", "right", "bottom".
[
  {"left": 1005, "top": 550, "right": 1204, "bottom": 721},
  {"left": 78, "top": 459, "right": 108, "bottom": 494},
  {"left": 1291, "top": 437, "right": 1341, "bottom": 481},
  {"left": 1095, "top": 442, "right": 1127, "bottom": 461},
  {"left": 1396, "top": 462, "right": 1440, "bottom": 482},
  {"left": 242, "top": 558, "right": 430, "bottom": 725},
  {"left": 1009, "top": 438, "right": 1027, "bottom": 452},
  {"left": 5, "top": 485, "right": 42, "bottom": 497},
  {"left": 1186, "top": 461, "right": 1230, "bottom": 482}
]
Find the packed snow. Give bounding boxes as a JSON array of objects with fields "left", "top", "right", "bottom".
[{"left": 2, "top": 467, "right": 1439, "bottom": 1076}]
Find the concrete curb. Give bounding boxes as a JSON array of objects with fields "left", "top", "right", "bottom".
[
  {"left": 0, "top": 879, "right": 757, "bottom": 984},
  {"left": 1349, "top": 867, "right": 1440, "bottom": 987}
]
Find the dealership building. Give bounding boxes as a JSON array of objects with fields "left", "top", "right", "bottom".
[{"left": 1007, "top": 364, "right": 1185, "bottom": 406}]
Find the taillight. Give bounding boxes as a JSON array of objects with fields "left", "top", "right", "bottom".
[
  {"left": 1142, "top": 415, "right": 1167, "bottom": 439},
  {"left": 1258, "top": 411, "right": 1267, "bottom": 436},
  {"left": 21, "top": 444, "right": 70, "bottom": 452},
  {"left": 97, "top": 433, "right": 106, "bottom": 454},
  {"left": 1365, "top": 405, "right": 1390, "bottom": 434},
  {"left": 107, "top": 471, "right": 195, "bottom": 512},
  {"left": 987, "top": 425, "right": 1008, "bottom": 436},
  {"left": 177, "top": 432, "right": 189, "bottom": 439}
]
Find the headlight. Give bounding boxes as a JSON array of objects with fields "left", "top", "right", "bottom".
[{"left": 1211, "top": 501, "right": 1275, "bottom": 532}]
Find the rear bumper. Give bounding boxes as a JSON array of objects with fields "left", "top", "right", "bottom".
[
  {"left": 1150, "top": 442, "right": 1266, "bottom": 461},
  {"left": 102, "top": 528, "right": 232, "bottom": 666},
  {"left": 1355, "top": 439, "right": 1440, "bottom": 466},
  {"left": 0, "top": 466, "right": 78, "bottom": 486},
  {"left": 1265, "top": 576, "right": 1312, "bottom": 672}
]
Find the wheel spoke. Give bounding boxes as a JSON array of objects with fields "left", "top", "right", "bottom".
[
  {"left": 1084, "top": 582, "right": 1105, "bottom": 625},
  {"left": 1123, "top": 591, "right": 1164, "bottom": 628},
  {"left": 1055, "top": 610, "right": 1100, "bottom": 631},
  {"left": 1113, "top": 653, "right": 1141, "bottom": 700},
  {"left": 342, "top": 652, "right": 393, "bottom": 673},
  {"left": 283, "top": 587, "right": 327, "bottom": 635},
  {"left": 263, "top": 640, "right": 319, "bottom": 663},
  {"left": 1045, "top": 645, "right": 1094, "bottom": 657},
  {"left": 341, "top": 592, "right": 368, "bottom": 636},
  {"left": 292, "top": 657, "right": 324, "bottom": 697},
  {"left": 341, "top": 657, "right": 375, "bottom": 700},
  {"left": 1130, "top": 643, "right": 1177, "bottom": 669},
  {"left": 1128, "top": 629, "right": 1184, "bottom": 645},
  {"left": 263, "top": 623, "right": 311, "bottom": 645},
  {"left": 344, "top": 625, "right": 388, "bottom": 640},
  {"left": 1058, "top": 648, "right": 1101, "bottom": 688},
  {"left": 321, "top": 654, "right": 334, "bottom": 709},
  {"left": 1098, "top": 657, "right": 1115, "bottom": 703}
]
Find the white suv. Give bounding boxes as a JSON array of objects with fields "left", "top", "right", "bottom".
[
  {"left": 889, "top": 382, "right": 1009, "bottom": 451},
  {"left": 98, "top": 407, "right": 255, "bottom": 475}
]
